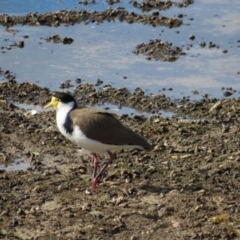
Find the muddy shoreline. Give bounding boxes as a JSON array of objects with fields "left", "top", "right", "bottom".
[
  {"left": 0, "top": 9, "right": 182, "bottom": 28},
  {"left": 1, "top": 1, "right": 240, "bottom": 239},
  {"left": 0, "top": 78, "right": 240, "bottom": 239}
]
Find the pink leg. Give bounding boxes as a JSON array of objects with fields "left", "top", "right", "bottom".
[
  {"left": 91, "top": 151, "right": 115, "bottom": 192},
  {"left": 92, "top": 153, "right": 99, "bottom": 178}
]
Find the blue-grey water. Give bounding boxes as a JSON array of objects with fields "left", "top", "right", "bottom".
[{"left": 0, "top": 0, "right": 240, "bottom": 100}]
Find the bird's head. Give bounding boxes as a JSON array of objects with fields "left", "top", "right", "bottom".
[{"left": 44, "top": 92, "right": 77, "bottom": 111}]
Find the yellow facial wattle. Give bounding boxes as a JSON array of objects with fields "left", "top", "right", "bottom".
[{"left": 43, "top": 96, "right": 59, "bottom": 110}]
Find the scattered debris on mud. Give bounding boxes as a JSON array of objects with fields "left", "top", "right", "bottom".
[
  {"left": 133, "top": 39, "right": 186, "bottom": 62},
  {"left": 0, "top": 9, "right": 182, "bottom": 28},
  {"left": 0, "top": 1, "right": 240, "bottom": 239},
  {"left": 44, "top": 35, "right": 74, "bottom": 45},
  {"left": 130, "top": 0, "right": 194, "bottom": 12},
  {"left": 0, "top": 77, "right": 240, "bottom": 239}
]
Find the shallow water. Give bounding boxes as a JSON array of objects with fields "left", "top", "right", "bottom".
[
  {"left": 0, "top": 0, "right": 240, "bottom": 100},
  {"left": 0, "top": 159, "right": 30, "bottom": 171},
  {"left": 15, "top": 100, "right": 174, "bottom": 118},
  {"left": 0, "top": 0, "right": 121, "bottom": 15}
]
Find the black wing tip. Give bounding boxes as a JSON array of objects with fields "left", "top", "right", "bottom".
[{"left": 145, "top": 144, "right": 153, "bottom": 151}]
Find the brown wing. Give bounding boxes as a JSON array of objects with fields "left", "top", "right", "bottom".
[{"left": 70, "top": 108, "right": 152, "bottom": 150}]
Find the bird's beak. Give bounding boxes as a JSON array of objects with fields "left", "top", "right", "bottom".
[{"left": 43, "top": 97, "right": 59, "bottom": 110}]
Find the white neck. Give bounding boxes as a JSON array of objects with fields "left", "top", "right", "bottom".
[{"left": 56, "top": 101, "right": 75, "bottom": 135}]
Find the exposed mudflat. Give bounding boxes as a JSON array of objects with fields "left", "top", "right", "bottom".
[
  {"left": 0, "top": 79, "right": 240, "bottom": 239},
  {"left": 0, "top": 8, "right": 182, "bottom": 28},
  {"left": 1, "top": 1, "right": 240, "bottom": 239}
]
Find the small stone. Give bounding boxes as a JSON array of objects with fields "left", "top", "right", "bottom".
[
  {"left": 32, "top": 185, "right": 41, "bottom": 192},
  {"left": 130, "top": 236, "right": 138, "bottom": 240},
  {"left": 11, "top": 219, "right": 19, "bottom": 226},
  {"left": 189, "top": 35, "right": 195, "bottom": 40},
  {"left": 85, "top": 189, "right": 92, "bottom": 195},
  {"left": 16, "top": 41, "right": 24, "bottom": 48},
  {"left": 17, "top": 208, "right": 25, "bottom": 215},
  {"left": 200, "top": 41, "right": 206, "bottom": 47},
  {"left": 223, "top": 91, "right": 232, "bottom": 97},
  {"left": 0, "top": 210, "right": 9, "bottom": 216},
  {"left": 82, "top": 203, "right": 91, "bottom": 211},
  {"left": 171, "top": 220, "right": 182, "bottom": 228},
  {"left": 147, "top": 165, "right": 156, "bottom": 173},
  {"left": 111, "top": 196, "right": 125, "bottom": 205}
]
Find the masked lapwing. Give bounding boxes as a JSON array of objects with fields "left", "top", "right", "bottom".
[{"left": 44, "top": 92, "right": 152, "bottom": 192}]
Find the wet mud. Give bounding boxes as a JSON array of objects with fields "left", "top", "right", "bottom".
[
  {"left": 0, "top": 79, "right": 240, "bottom": 239},
  {"left": 1, "top": 1, "right": 240, "bottom": 239},
  {"left": 0, "top": 8, "right": 182, "bottom": 28}
]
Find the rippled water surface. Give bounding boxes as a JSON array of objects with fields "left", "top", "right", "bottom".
[{"left": 0, "top": 0, "right": 240, "bottom": 100}]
